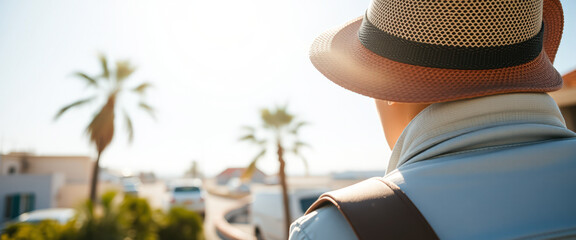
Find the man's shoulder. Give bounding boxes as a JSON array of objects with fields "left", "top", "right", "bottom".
[{"left": 289, "top": 205, "right": 357, "bottom": 240}]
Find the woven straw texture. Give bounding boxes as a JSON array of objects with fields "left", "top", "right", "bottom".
[
  {"left": 309, "top": 0, "right": 564, "bottom": 103},
  {"left": 368, "top": 0, "right": 542, "bottom": 47}
]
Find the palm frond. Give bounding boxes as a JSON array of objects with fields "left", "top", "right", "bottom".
[
  {"left": 239, "top": 133, "right": 256, "bottom": 142},
  {"left": 261, "top": 108, "right": 274, "bottom": 128},
  {"left": 293, "top": 140, "right": 311, "bottom": 150},
  {"left": 243, "top": 104, "right": 310, "bottom": 179},
  {"left": 274, "top": 105, "right": 293, "bottom": 126},
  {"left": 124, "top": 109, "right": 134, "bottom": 143},
  {"left": 99, "top": 54, "right": 110, "bottom": 79},
  {"left": 74, "top": 72, "right": 98, "bottom": 87},
  {"left": 240, "top": 125, "right": 256, "bottom": 132},
  {"left": 261, "top": 106, "right": 294, "bottom": 129},
  {"left": 132, "top": 82, "right": 152, "bottom": 95},
  {"left": 139, "top": 102, "right": 156, "bottom": 120},
  {"left": 54, "top": 97, "right": 95, "bottom": 120},
  {"left": 116, "top": 60, "right": 136, "bottom": 83},
  {"left": 257, "top": 139, "right": 267, "bottom": 146},
  {"left": 240, "top": 149, "right": 266, "bottom": 182},
  {"left": 290, "top": 121, "right": 308, "bottom": 134}
]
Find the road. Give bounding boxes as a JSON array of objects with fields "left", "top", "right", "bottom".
[
  {"left": 137, "top": 181, "right": 167, "bottom": 209},
  {"left": 136, "top": 176, "right": 360, "bottom": 240},
  {"left": 138, "top": 180, "right": 253, "bottom": 240}
]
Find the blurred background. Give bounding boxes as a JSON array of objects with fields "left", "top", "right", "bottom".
[
  {"left": 1, "top": 0, "right": 575, "bottom": 178},
  {"left": 0, "top": 0, "right": 575, "bottom": 239},
  {"left": 0, "top": 0, "right": 393, "bottom": 178}
]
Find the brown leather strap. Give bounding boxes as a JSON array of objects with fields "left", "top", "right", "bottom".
[{"left": 305, "top": 177, "right": 439, "bottom": 240}]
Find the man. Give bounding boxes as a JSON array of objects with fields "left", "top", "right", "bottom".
[{"left": 290, "top": 0, "right": 576, "bottom": 239}]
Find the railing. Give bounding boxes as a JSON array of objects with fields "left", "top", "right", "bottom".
[{"left": 214, "top": 201, "right": 255, "bottom": 240}]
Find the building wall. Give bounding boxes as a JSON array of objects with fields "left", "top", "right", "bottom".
[
  {"left": 25, "top": 156, "right": 91, "bottom": 183},
  {"left": 561, "top": 105, "right": 576, "bottom": 132},
  {"left": 0, "top": 156, "right": 21, "bottom": 175},
  {"left": 0, "top": 174, "right": 65, "bottom": 223},
  {"left": 0, "top": 153, "right": 120, "bottom": 223},
  {"left": 57, "top": 182, "right": 121, "bottom": 208}
]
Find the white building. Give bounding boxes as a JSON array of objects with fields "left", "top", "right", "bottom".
[{"left": 0, "top": 152, "right": 119, "bottom": 223}]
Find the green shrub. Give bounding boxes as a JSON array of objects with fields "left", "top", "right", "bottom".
[
  {"left": 119, "top": 195, "right": 157, "bottom": 240},
  {"left": 0, "top": 191, "right": 204, "bottom": 240},
  {"left": 157, "top": 207, "right": 204, "bottom": 240},
  {"left": 74, "top": 191, "right": 123, "bottom": 240},
  {"left": 1, "top": 220, "right": 75, "bottom": 240}
]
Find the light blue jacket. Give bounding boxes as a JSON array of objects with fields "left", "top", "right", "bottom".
[{"left": 290, "top": 93, "right": 576, "bottom": 240}]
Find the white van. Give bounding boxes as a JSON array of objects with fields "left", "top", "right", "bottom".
[{"left": 250, "top": 188, "right": 326, "bottom": 240}]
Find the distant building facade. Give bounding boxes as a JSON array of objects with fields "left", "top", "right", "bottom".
[
  {"left": 216, "top": 167, "right": 267, "bottom": 185},
  {"left": 551, "top": 69, "right": 576, "bottom": 131},
  {"left": 0, "top": 152, "right": 100, "bottom": 223},
  {"left": 0, "top": 152, "right": 91, "bottom": 182}
]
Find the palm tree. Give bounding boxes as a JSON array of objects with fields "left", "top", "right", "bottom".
[
  {"left": 239, "top": 105, "right": 309, "bottom": 238},
  {"left": 55, "top": 54, "right": 154, "bottom": 203}
]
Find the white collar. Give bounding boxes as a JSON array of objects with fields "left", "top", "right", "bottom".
[{"left": 387, "top": 93, "right": 572, "bottom": 173}]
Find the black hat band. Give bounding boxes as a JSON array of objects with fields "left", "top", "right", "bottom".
[{"left": 358, "top": 15, "right": 544, "bottom": 70}]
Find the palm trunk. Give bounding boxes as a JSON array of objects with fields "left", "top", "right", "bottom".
[
  {"left": 89, "top": 150, "right": 102, "bottom": 203},
  {"left": 277, "top": 142, "right": 291, "bottom": 239}
]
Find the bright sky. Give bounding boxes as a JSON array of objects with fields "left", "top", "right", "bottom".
[{"left": 0, "top": 0, "right": 575, "bottom": 178}]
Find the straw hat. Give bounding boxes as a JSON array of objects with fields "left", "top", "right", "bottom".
[{"left": 310, "top": 0, "right": 564, "bottom": 103}]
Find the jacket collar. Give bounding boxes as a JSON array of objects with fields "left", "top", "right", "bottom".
[{"left": 387, "top": 93, "right": 575, "bottom": 174}]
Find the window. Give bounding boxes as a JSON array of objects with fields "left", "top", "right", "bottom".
[
  {"left": 174, "top": 186, "right": 200, "bottom": 193},
  {"left": 4, "top": 193, "right": 35, "bottom": 220}
]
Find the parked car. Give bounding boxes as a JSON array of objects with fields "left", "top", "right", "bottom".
[
  {"left": 1, "top": 208, "right": 76, "bottom": 231},
  {"left": 250, "top": 188, "right": 326, "bottom": 240},
  {"left": 16, "top": 208, "right": 75, "bottom": 224},
  {"left": 121, "top": 176, "right": 142, "bottom": 196},
  {"left": 3, "top": 208, "right": 76, "bottom": 227},
  {"left": 166, "top": 178, "right": 205, "bottom": 216}
]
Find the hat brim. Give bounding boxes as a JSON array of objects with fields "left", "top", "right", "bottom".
[{"left": 310, "top": 0, "right": 564, "bottom": 103}]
